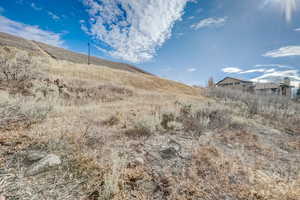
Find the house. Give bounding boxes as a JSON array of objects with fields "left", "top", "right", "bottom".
[
  {"left": 254, "top": 78, "right": 294, "bottom": 97},
  {"left": 216, "top": 77, "right": 253, "bottom": 92},
  {"left": 216, "top": 77, "right": 294, "bottom": 98}
]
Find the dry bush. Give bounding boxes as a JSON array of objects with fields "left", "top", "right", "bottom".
[
  {"left": 0, "top": 47, "right": 48, "bottom": 98},
  {"left": 0, "top": 97, "right": 51, "bottom": 130},
  {"left": 163, "top": 102, "right": 234, "bottom": 134},
  {"left": 207, "top": 87, "right": 300, "bottom": 133},
  {"left": 171, "top": 145, "right": 300, "bottom": 200},
  {"left": 160, "top": 113, "right": 175, "bottom": 130},
  {"left": 99, "top": 153, "right": 126, "bottom": 200},
  {"left": 124, "top": 121, "right": 153, "bottom": 138},
  {"left": 103, "top": 115, "right": 120, "bottom": 127},
  {"left": 0, "top": 47, "right": 40, "bottom": 84}
]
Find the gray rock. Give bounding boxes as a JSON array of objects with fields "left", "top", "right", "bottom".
[
  {"left": 136, "top": 180, "right": 157, "bottom": 193},
  {"left": 25, "top": 154, "right": 61, "bottom": 176},
  {"left": 159, "top": 147, "right": 177, "bottom": 159},
  {"left": 132, "top": 157, "right": 144, "bottom": 166},
  {"left": 26, "top": 151, "right": 48, "bottom": 162}
]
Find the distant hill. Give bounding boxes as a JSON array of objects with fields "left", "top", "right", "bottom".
[{"left": 0, "top": 32, "right": 150, "bottom": 75}]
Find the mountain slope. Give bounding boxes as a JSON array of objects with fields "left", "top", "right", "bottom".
[
  {"left": 0, "top": 32, "right": 150, "bottom": 74},
  {"left": 0, "top": 36, "right": 299, "bottom": 200}
]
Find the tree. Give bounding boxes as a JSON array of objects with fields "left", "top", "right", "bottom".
[{"left": 207, "top": 77, "right": 215, "bottom": 88}]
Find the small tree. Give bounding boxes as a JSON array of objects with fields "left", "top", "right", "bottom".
[{"left": 207, "top": 77, "right": 215, "bottom": 88}]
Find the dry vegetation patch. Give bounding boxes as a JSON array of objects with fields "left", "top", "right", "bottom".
[
  {"left": 1, "top": 46, "right": 300, "bottom": 200},
  {"left": 207, "top": 87, "right": 300, "bottom": 134}
]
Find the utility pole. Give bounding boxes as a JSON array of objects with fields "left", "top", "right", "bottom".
[{"left": 88, "top": 42, "right": 90, "bottom": 65}]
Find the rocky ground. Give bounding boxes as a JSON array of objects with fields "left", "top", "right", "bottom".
[{"left": 0, "top": 46, "right": 299, "bottom": 200}]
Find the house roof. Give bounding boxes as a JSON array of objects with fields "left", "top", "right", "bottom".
[
  {"left": 254, "top": 83, "right": 280, "bottom": 90},
  {"left": 255, "top": 82, "right": 294, "bottom": 90},
  {"left": 216, "top": 77, "right": 253, "bottom": 85}
]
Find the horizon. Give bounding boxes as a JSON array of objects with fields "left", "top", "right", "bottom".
[{"left": 0, "top": 0, "right": 300, "bottom": 88}]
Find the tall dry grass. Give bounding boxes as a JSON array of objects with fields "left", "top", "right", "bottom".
[{"left": 206, "top": 87, "right": 300, "bottom": 133}]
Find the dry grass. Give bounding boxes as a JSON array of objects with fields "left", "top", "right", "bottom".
[
  {"left": 0, "top": 46, "right": 299, "bottom": 200},
  {"left": 207, "top": 87, "right": 300, "bottom": 134},
  {"left": 0, "top": 96, "right": 51, "bottom": 131},
  {"left": 45, "top": 59, "right": 200, "bottom": 96}
]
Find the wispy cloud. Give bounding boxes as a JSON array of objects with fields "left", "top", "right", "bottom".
[
  {"left": 294, "top": 28, "right": 300, "bottom": 32},
  {"left": 254, "top": 64, "right": 293, "bottom": 69},
  {"left": 0, "top": 15, "right": 64, "bottom": 47},
  {"left": 29, "top": 3, "right": 60, "bottom": 21},
  {"left": 223, "top": 67, "right": 287, "bottom": 75},
  {"left": 263, "top": 46, "right": 300, "bottom": 57},
  {"left": 191, "top": 17, "right": 227, "bottom": 30},
  {"left": 47, "top": 11, "right": 60, "bottom": 20},
  {"left": 30, "top": 3, "right": 42, "bottom": 11},
  {"left": 239, "top": 68, "right": 270, "bottom": 74},
  {"left": 82, "top": 0, "right": 192, "bottom": 63},
  {"left": 250, "top": 69, "right": 300, "bottom": 87},
  {"left": 222, "top": 67, "right": 242, "bottom": 73},
  {"left": 187, "top": 68, "right": 197, "bottom": 72},
  {"left": 222, "top": 66, "right": 300, "bottom": 87},
  {"left": 79, "top": 19, "right": 89, "bottom": 34}
]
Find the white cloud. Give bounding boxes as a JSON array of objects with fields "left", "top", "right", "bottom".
[
  {"left": 31, "top": 3, "right": 42, "bottom": 11},
  {"left": 187, "top": 68, "right": 197, "bottom": 72},
  {"left": 79, "top": 19, "right": 89, "bottom": 34},
  {"left": 0, "top": 15, "right": 64, "bottom": 47},
  {"left": 191, "top": 17, "right": 227, "bottom": 29},
  {"left": 250, "top": 69, "right": 300, "bottom": 87},
  {"left": 239, "top": 69, "right": 267, "bottom": 74},
  {"left": 48, "top": 11, "right": 60, "bottom": 20},
  {"left": 254, "top": 64, "right": 293, "bottom": 69},
  {"left": 223, "top": 67, "right": 278, "bottom": 74},
  {"left": 82, "top": 0, "right": 191, "bottom": 63},
  {"left": 263, "top": 46, "right": 300, "bottom": 57},
  {"left": 222, "top": 67, "right": 242, "bottom": 73},
  {"left": 222, "top": 65, "right": 300, "bottom": 87},
  {"left": 294, "top": 28, "right": 300, "bottom": 32}
]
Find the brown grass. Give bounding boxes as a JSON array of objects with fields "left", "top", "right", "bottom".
[{"left": 0, "top": 46, "right": 299, "bottom": 200}]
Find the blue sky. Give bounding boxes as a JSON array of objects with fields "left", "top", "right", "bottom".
[{"left": 0, "top": 0, "right": 300, "bottom": 87}]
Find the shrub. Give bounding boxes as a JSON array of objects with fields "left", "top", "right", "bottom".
[
  {"left": 0, "top": 47, "right": 45, "bottom": 97},
  {"left": 0, "top": 48, "right": 39, "bottom": 84},
  {"left": 103, "top": 115, "right": 120, "bottom": 127},
  {"left": 207, "top": 87, "right": 300, "bottom": 117},
  {"left": 194, "top": 106, "right": 232, "bottom": 130},
  {"left": 206, "top": 87, "right": 300, "bottom": 133},
  {"left": 124, "top": 121, "right": 152, "bottom": 138},
  {"left": 160, "top": 113, "right": 175, "bottom": 130},
  {"left": 171, "top": 102, "right": 233, "bottom": 134},
  {"left": 0, "top": 97, "right": 51, "bottom": 130}
]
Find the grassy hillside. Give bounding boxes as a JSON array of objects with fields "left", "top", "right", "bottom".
[
  {"left": 0, "top": 46, "right": 299, "bottom": 200},
  {"left": 0, "top": 32, "right": 149, "bottom": 74}
]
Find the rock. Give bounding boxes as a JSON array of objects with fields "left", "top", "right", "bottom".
[
  {"left": 0, "top": 195, "right": 6, "bottom": 200},
  {"left": 159, "top": 147, "right": 177, "bottom": 159},
  {"left": 25, "top": 154, "right": 61, "bottom": 176},
  {"left": 136, "top": 180, "right": 157, "bottom": 193},
  {"left": 133, "top": 157, "right": 144, "bottom": 166},
  {"left": 26, "top": 151, "right": 48, "bottom": 162}
]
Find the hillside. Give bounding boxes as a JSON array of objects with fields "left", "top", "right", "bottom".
[
  {"left": 0, "top": 45, "right": 299, "bottom": 200},
  {"left": 0, "top": 32, "right": 149, "bottom": 74}
]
